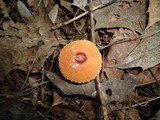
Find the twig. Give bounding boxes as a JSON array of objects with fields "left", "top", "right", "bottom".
[
  {"left": 74, "top": 9, "right": 81, "bottom": 34},
  {"left": 88, "top": 0, "right": 109, "bottom": 120},
  {"left": 89, "top": 0, "right": 95, "bottom": 43},
  {"left": 98, "top": 29, "right": 160, "bottom": 50},
  {"left": 17, "top": 42, "right": 43, "bottom": 94},
  {"left": 139, "top": 29, "right": 160, "bottom": 39},
  {"left": 18, "top": 81, "right": 48, "bottom": 96},
  {"left": 116, "top": 96, "right": 160, "bottom": 111},
  {"left": 41, "top": 66, "right": 45, "bottom": 101},
  {"left": 51, "top": 4, "right": 106, "bottom": 30},
  {"left": 95, "top": 76, "right": 109, "bottom": 120},
  {"left": 35, "top": 0, "right": 42, "bottom": 12}
]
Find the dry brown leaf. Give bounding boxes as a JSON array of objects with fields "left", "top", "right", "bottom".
[
  {"left": 17, "top": 0, "right": 32, "bottom": 23},
  {"left": 150, "top": 64, "right": 160, "bottom": 80},
  {"left": 72, "top": 0, "right": 87, "bottom": 11},
  {"left": 138, "top": 64, "right": 160, "bottom": 86},
  {"left": 100, "top": 0, "right": 118, "bottom": 5},
  {"left": 128, "top": 64, "right": 160, "bottom": 86},
  {"left": 0, "top": 0, "right": 10, "bottom": 17},
  {"left": 155, "top": 110, "right": 160, "bottom": 120},
  {"left": 138, "top": 70, "right": 156, "bottom": 86},
  {"left": 46, "top": 72, "right": 138, "bottom": 103},
  {"left": 51, "top": 103, "right": 87, "bottom": 120},
  {"left": 117, "top": 108, "right": 142, "bottom": 120},
  {"left": 52, "top": 91, "right": 64, "bottom": 106},
  {"left": 81, "top": 100, "right": 97, "bottom": 120},
  {"left": 28, "top": 76, "right": 39, "bottom": 87},
  {"left": 48, "top": 4, "right": 59, "bottom": 24},
  {"left": 27, "top": 1, "right": 53, "bottom": 34},
  {"left": 105, "top": 29, "right": 140, "bottom": 79},
  {"left": 111, "top": 23, "right": 160, "bottom": 70},
  {"left": 147, "top": 0, "right": 160, "bottom": 28},
  {"left": 104, "top": 60, "right": 124, "bottom": 79},
  {"left": 0, "top": 99, "right": 33, "bottom": 120},
  {"left": 0, "top": 23, "right": 67, "bottom": 77},
  {"left": 60, "top": 0, "right": 73, "bottom": 13},
  {"left": 27, "top": 0, "right": 35, "bottom": 6},
  {"left": 94, "top": 1, "right": 147, "bottom": 33}
]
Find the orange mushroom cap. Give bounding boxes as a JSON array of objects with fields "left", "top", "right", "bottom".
[{"left": 58, "top": 40, "right": 102, "bottom": 83}]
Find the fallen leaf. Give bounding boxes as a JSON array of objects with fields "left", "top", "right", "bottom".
[
  {"left": 81, "top": 100, "right": 97, "bottom": 120},
  {"left": 150, "top": 64, "right": 160, "bottom": 80},
  {"left": 105, "top": 28, "right": 140, "bottom": 79},
  {"left": 155, "top": 110, "right": 160, "bottom": 120},
  {"left": 138, "top": 64, "right": 160, "bottom": 86},
  {"left": 72, "top": 0, "right": 87, "bottom": 11},
  {"left": 100, "top": 0, "right": 118, "bottom": 5},
  {"left": 110, "top": 23, "right": 160, "bottom": 70},
  {"left": 112, "top": 28, "right": 140, "bottom": 42},
  {"left": 118, "top": 1, "right": 131, "bottom": 10},
  {"left": 43, "top": 0, "right": 48, "bottom": 8},
  {"left": 104, "top": 74, "right": 139, "bottom": 102},
  {"left": 60, "top": 0, "right": 73, "bottom": 13},
  {"left": 105, "top": 59, "right": 124, "bottom": 79},
  {"left": 28, "top": 76, "right": 39, "bottom": 87},
  {"left": 46, "top": 72, "right": 138, "bottom": 103},
  {"left": 52, "top": 91, "right": 64, "bottom": 106},
  {"left": 0, "top": 98, "right": 37, "bottom": 120},
  {"left": 116, "top": 108, "right": 141, "bottom": 120},
  {"left": 27, "top": 0, "right": 35, "bottom": 6},
  {"left": 94, "top": 0, "right": 147, "bottom": 33},
  {"left": 0, "top": 0, "right": 10, "bottom": 18},
  {"left": 48, "top": 4, "right": 59, "bottom": 24},
  {"left": 0, "top": 23, "right": 68, "bottom": 77},
  {"left": 146, "top": 0, "right": 160, "bottom": 28},
  {"left": 27, "top": 0, "right": 53, "bottom": 34},
  {"left": 17, "top": 0, "right": 32, "bottom": 23},
  {"left": 51, "top": 103, "right": 87, "bottom": 120}
]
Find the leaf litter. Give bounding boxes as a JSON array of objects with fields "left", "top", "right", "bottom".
[
  {"left": 109, "top": 23, "right": 160, "bottom": 70},
  {"left": 0, "top": 0, "right": 160, "bottom": 119},
  {"left": 46, "top": 72, "right": 138, "bottom": 103},
  {"left": 94, "top": 0, "right": 147, "bottom": 33},
  {"left": 146, "top": 0, "right": 160, "bottom": 28}
]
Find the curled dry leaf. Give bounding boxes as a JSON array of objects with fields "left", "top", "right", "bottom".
[
  {"left": 46, "top": 72, "right": 138, "bottom": 103},
  {"left": 17, "top": 0, "right": 32, "bottom": 23}
]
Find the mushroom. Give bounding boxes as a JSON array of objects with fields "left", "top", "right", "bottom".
[{"left": 59, "top": 40, "right": 102, "bottom": 83}]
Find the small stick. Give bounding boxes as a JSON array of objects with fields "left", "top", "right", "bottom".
[
  {"left": 51, "top": 4, "right": 105, "bottom": 30},
  {"left": 89, "top": 0, "right": 109, "bottom": 120},
  {"left": 115, "top": 95, "right": 160, "bottom": 111},
  {"left": 89, "top": 0, "right": 95, "bottom": 43}
]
